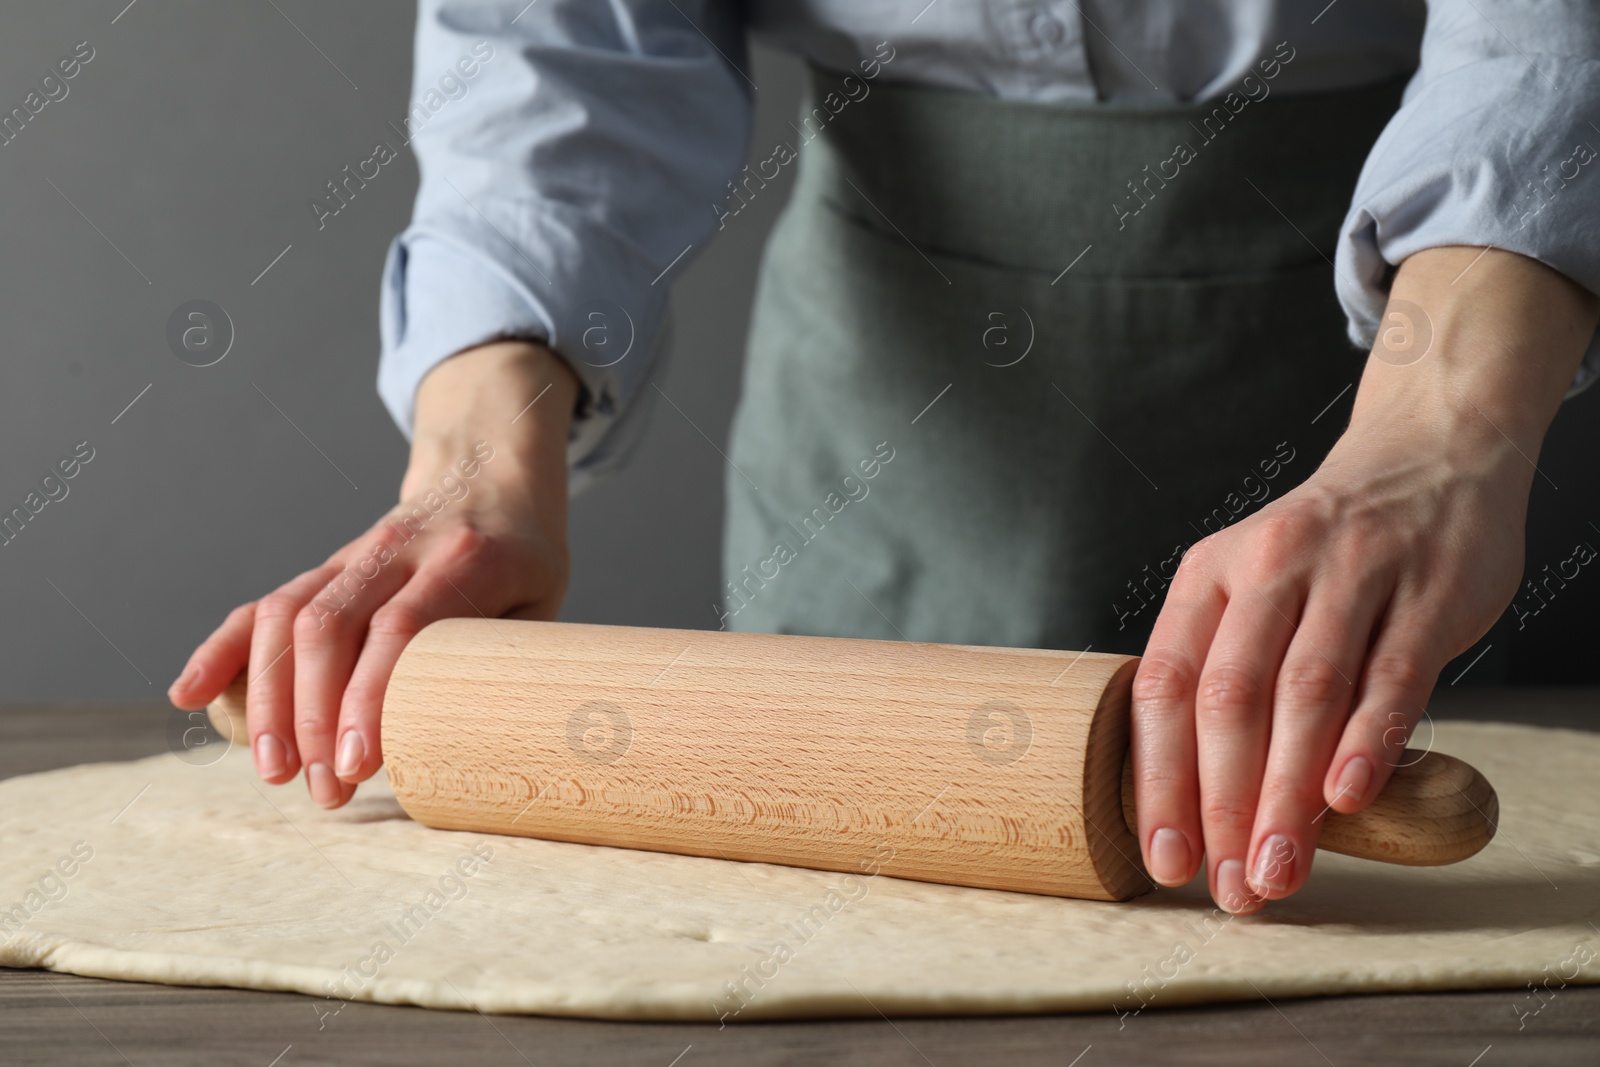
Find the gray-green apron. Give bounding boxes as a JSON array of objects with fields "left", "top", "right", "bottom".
[{"left": 721, "top": 66, "right": 1404, "bottom": 656}]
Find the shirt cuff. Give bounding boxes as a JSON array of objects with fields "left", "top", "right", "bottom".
[
  {"left": 1335, "top": 55, "right": 1600, "bottom": 399},
  {"left": 377, "top": 217, "right": 670, "bottom": 492}
]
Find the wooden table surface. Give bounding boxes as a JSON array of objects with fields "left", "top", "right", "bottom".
[{"left": 2, "top": 689, "right": 1596, "bottom": 1066}]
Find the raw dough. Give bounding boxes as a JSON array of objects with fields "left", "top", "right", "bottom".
[{"left": 1, "top": 721, "right": 1597, "bottom": 1021}]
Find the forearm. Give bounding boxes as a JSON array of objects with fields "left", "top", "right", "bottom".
[{"left": 1344, "top": 247, "right": 1599, "bottom": 462}]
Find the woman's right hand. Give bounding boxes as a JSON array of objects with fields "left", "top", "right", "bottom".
[{"left": 166, "top": 341, "right": 580, "bottom": 809}]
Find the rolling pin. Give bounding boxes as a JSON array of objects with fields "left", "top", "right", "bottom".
[{"left": 208, "top": 619, "right": 1498, "bottom": 902}]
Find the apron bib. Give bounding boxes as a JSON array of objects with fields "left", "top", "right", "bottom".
[{"left": 722, "top": 67, "right": 1404, "bottom": 655}]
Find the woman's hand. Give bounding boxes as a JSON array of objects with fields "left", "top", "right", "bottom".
[
  {"left": 167, "top": 341, "right": 579, "bottom": 808},
  {"left": 1131, "top": 246, "right": 1600, "bottom": 914}
]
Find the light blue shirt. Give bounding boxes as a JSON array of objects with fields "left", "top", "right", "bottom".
[{"left": 378, "top": 0, "right": 1600, "bottom": 489}]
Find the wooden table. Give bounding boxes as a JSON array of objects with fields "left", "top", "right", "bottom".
[{"left": 3, "top": 691, "right": 1596, "bottom": 1066}]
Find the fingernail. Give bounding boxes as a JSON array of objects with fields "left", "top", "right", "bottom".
[
  {"left": 308, "top": 762, "right": 340, "bottom": 808},
  {"left": 168, "top": 665, "right": 198, "bottom": 698},
  {"left": 335, "top": 731, "right": 365, "bottom": 778},
  {"left": 1147, "top": 827, "right": 1191, "bottom": 886},
  {"left": 1251, "top": 833, "right": 1296, "bottom": 893},
  {"left": 1335, "top": 757, "right": 1373, "bottom": 807},
  {"left": 1214, "top": 859, "right": 1259, "bottom": 915},
  {"left": 254, "top": 733, "right": 286, "bottom": 778}
]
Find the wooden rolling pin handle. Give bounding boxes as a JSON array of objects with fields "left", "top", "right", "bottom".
[
  {"left": 1119, "top": 747, "right": 1498, "bottom": 867},
  {"left": 206, "top": 673, "right": 248, "bottom": 743}
]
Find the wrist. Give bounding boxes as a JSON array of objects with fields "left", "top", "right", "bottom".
[{"left": 402, "top": 340, "right": 579, "bottom": 502}]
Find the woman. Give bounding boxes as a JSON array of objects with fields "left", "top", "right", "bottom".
[{"left": 169, "top": 1, "right": 1600, "bottom": 916}]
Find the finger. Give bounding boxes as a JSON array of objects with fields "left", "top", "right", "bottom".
[
  {"left": 1246, "top": 580, "right": 1383, "bottom": 900},
  {"left": 1130, "top": 555, "right": 1225, "bottom": 890},
  {"left": 1194, "top": 577, "right": 1302, "bottom": 915},
  {"left": 338, "top": 531, "right": 496, "bottom": 785},
  {"left": 294, "top": 529, "right": 415, "bottom": 808},
  {"left": 1324, "top": 602, "right": 1446, "bottom": 816},
  {"left": 168, "top": 601, "right": 256, "bottom": 710},
  {"left": 246, "top": 564, "right": 341, "bottom": 785}
]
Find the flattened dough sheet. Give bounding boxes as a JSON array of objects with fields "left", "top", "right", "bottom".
[{"left": 2, "top": 721, "right": 1597, "bottom": 1020}]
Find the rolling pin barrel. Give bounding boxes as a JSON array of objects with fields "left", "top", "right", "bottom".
[
  {"left": 209, "top": 619, "right": 1499, "bottom": 901},
  {"left": 381, "top": 619, "right": 1152, "bottom": 900}
]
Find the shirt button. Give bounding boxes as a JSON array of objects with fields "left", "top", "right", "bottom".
[{"left": 1030, "top": 10, "right": 1067, "bottom": 47}]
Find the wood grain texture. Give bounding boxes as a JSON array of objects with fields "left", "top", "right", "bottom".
[
  {"left": 381, "top": 619, "right": 1149, "bottom": 901},
  {"left": 4, "top": 696, "right": 1597, "bottom": 1065},
  {"left": 1314, "top": 749, "right": 1499, "bottom": 865}
]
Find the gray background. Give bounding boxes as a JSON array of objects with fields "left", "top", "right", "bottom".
[{"left": 0, "top": 1, "right": 1594, "bottom": 701}]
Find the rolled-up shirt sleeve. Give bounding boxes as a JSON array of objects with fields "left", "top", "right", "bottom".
[
  {"left": 1334, "top": 0, "right": 1600, "bottom": 397},
  {"left": 379, "top": 0, "right": 752, "bottom": 489}
]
